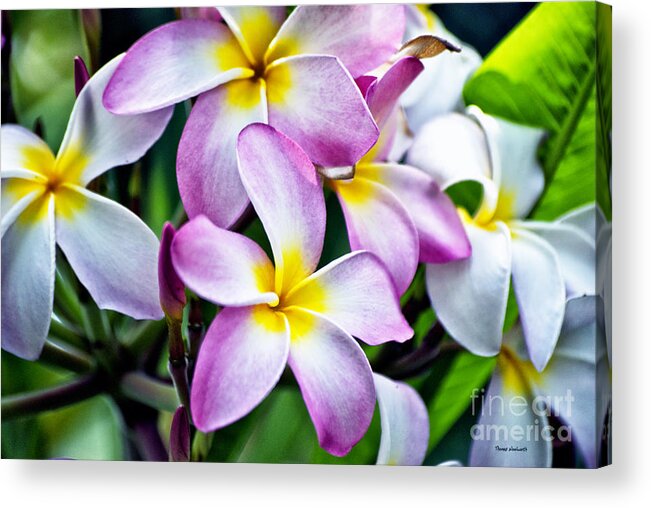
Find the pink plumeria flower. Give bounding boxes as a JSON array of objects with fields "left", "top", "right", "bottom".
[
  {"left": 325, "top": 57, "right": 471, "bottom": 295},
  {"left": 408, "top": 106, "right": 595, "bottom": 368},
  {"left": 1, "top": 55, "right": 172, "bottom": 360},
  {"left": 171, "top": 124, "right": 412, "bottom": 456},
  {"left": 103, "top": 5, "right": 406, "bottom": 229},
  {"left": 470, "top": 296, "right": 609, "bottom": 468},
  {"left": 374, "top": 373, "right": 429, "bottom": 466}
]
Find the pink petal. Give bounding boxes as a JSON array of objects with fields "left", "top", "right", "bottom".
[
  {"left": 265, "top": 54, "right": 379, "bottom": 167},
  {"left": 331, "top": 174, "right": 419, "bottom": 295},
  {"left": 358, "top": 163, "right": 471, "bottom": 263},
  {"left": 177, "top": 79, "right": 266, "bottom": 228},
  {"left": 237, "top": 123, "right": 325, "bottom": 296},
  {"left": 285, "top": 308, "right": 375, "bottom": 456},
  {"left": 266, "top": 5, "right": 405, "bottom": 77},
  {"left": 283, "top": 251, "right": 413, "bottom": 346},
  {"left": 103, "top": 20, "right": 252, "bottom": 114},
  {"left": 172, "top": 215, "right": 278, "bottom": 307},
  {"left": 366, "top": 56, "right": 424, "bottom": 130},
  {"left": 191, "top": 305, "right": 290, "bottom": 431}
]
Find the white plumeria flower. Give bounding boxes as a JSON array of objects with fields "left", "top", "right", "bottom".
[
  {"left": 469, "top": 296, "right": 610, "bottom": 468},
  {"left": 407, "top": 106, "right": 595, "bottom": 369},
  {"left": 399, "top": 5, "right": 482, "bottom": 134},
  {"left": 1, "top": 55, "right": 172, "bottom": 360}
]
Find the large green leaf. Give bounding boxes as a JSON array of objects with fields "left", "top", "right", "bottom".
[
  {"left": 9, "top": 10, "right": 90, "bottom": 149},
  {"left": 464, "top": 2, "right": 607, "bottom": 220}
]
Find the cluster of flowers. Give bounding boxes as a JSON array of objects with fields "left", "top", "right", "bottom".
[{"left": 1, "top": 5, "right": 607, "bottom": 466}]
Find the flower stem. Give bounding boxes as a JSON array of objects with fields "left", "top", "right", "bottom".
[
  {"left": 48, "top": 318, "right": 86, "bottom": 349},
  {"left": 167, "top": 318, "right": 190, "bottom": 411},
  {"left": 40, "top": 339, "right": 95, "bottom": 373},
  {"left": 1, "top": 372, "right": 104, "bottom": 420},
  {"left": 120, "top": 372, "right": 179, "bottom": 413}
]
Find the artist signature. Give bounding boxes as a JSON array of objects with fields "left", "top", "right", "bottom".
[{"left": 495, "top": 445, "right": 528, "bottom": 452}]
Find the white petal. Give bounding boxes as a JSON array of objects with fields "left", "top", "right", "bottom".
[
  {"left": 374, "top": 373, "right": 429, "bottom": 466},
  {"left": 1, "top": 195, "right": 55, "bottom": 360},
  {"left": 58, "top": 55, "right": 173, "bottom": 186},
  {"left": 517, "top": 221, "right": 596, "bottom": 298},
  {"left": 510, "top": 228, "right": 565, "bottom": 371},
  {"left": 407, "top": 112, "right": 491, "bottom": 190},
  {"left": 1, "top": 124, "right": 53, "bottom": 177},
  {"left": 490, "top": 117, "right": 546, "bottom": 219},
  {"left": 426, "top": 220, "right": 511, "bottom": 356},
  {"left": 55, "top": 186, "right": 162, "bottom": 320}
]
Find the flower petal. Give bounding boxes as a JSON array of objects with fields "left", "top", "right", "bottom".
[
  {"left": 1, "top": 124, "right": 54, "bottom": 177},
  {"left": 406, "top": 112, "right": 494, "bottom": 191},
  {"left": 359, "top": 57, "right": 423, "bottom": 164},
  {"left": 172, "top": 215, "right": 277, "bottom": 307},
  {"left": 357, "top": 162, "right": 471, "bottom": 263},
  {"left": 191, "top": 305, "right": 290, "bottom": 432},
  {"left": 366, "top": 57, "right": 424, "bottom": 131},
  {"left": 59, "top": 55, "right": 174, "bottom": 186},
  {"left": 490, "top": 117, "right": 546, "bottom": 220},
  {"left": 177, "top": 78, "right": 266, "bottom": 228},
  {"left": 426, "top": 220, "right": 511, "bottom": 356},
  {"left": 516, "top": 221, "right": 596, "bottom": 298},
  {"left": 1, "top": 195, "right": 55, "bottom": 360},
  {"left": 103, "top": 20, "right": 252, "bottom": 114},
  {"left": 468, "top": 363, "right": 553, "bottom": 468},
  {"left": 237, "top": 123, "right": 325, "bottom": 295},
  {"left": 510, "top": 228, "right": 565, "bottom": 371},
  {"left": 55, "top": 186, "right": 162, "bottom": 320},
  {"left": 265, "top": 4, "right": 405, "bottom": 76},
  {"left": 331, "top": 174, "right": 418, "bottom": 295},
  {"left": 265, "top": 55, "right": 379, "bottom": 167},
  {"left": 535, "top": 296, "right": 609, "bottom": 468},
  {"left": 285, "top": 308, "right": 375, "bottom": 456},
  {"left": 218, "top": 6, "right": 286, "bottom": 65},
  {"left": 374, "top": 373, "right": 429, "bottom": 466},
  {"left": 401, "top": 45, "right": 482, "bottom": 132},
  {"left": 1, "top": 175, "right": 46, "bottom": 237},
  {"left": 283, "top": 251, "right": 413, "bottom": 345}
]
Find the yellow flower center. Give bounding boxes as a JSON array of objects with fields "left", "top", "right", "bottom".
[{"left": 9, "top": 143, "right": 90, "bottom": 224}]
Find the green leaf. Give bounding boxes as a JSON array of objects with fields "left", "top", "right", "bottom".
[
  {"left": 1, "top": 353, "right": 125, "bottom": 460},
  {"left": 9, "top": 10, "right": 90, "bottom": 149},
  {"left": 463, "top": 2, "right": 603, "bottom": 220},
  {"left": 425, "top": 352, "right": 496, "bottom": 451},
  {"left": 38, "top": 396, "right": 125, "bottom": 460}
]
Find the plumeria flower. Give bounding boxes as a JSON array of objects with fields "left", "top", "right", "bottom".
[
  {"left": 400, "top": 5, "right": 482, "bottom": 134},
  {"left": 104, "top": 5, "right": 406, "bottom": 229},
  {"left": 374, "top": 373, "right": 429, "bottom": 466},
  {"left": 1, "top": 55, "right": 172, "bottom": 360},
  {"left": 469, "top": 296, "right": 610, "bottom": 468},
  {"left": 171, "top": 124, "right": 412, "bottom": 456},
  {"left": 324, "top": 56, "right": 470, "bottom": 294},
  {"left": 407, "top": 106, "right": 595, "bottom": 368}
]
